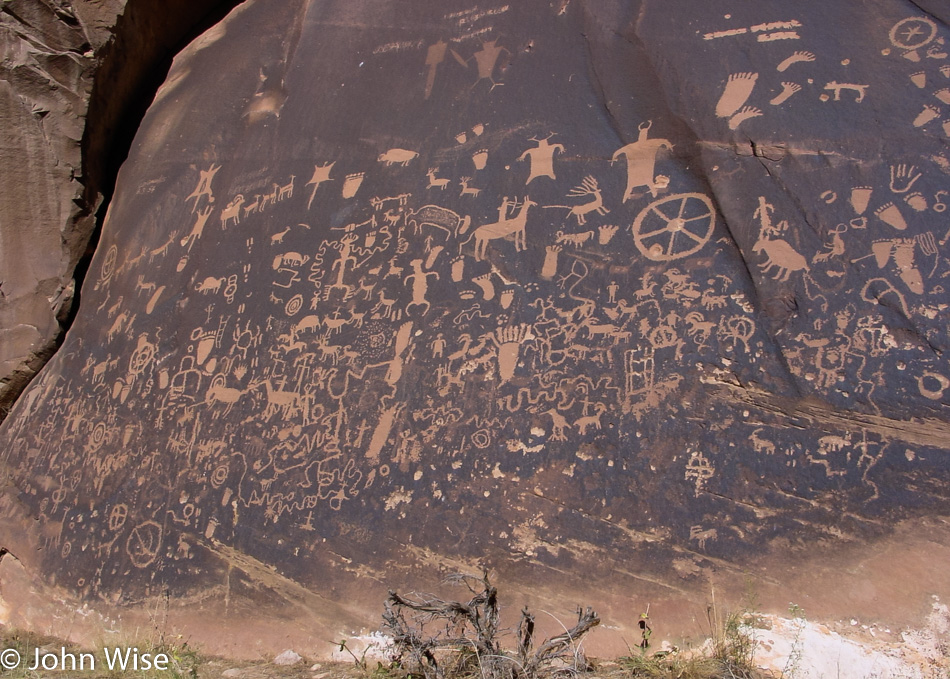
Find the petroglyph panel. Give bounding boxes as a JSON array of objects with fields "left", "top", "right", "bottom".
[{"left": 1, "top": 0, "right": 949, "bottom": 618}]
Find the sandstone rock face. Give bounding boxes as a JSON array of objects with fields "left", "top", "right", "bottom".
[
  {"left": 0, "top": 0, "right": 243, "bottom": 416},
  {"left": 0, "top": 0, "right": 112, "bottom": 413},
  {"left": 2, "top": 0, "right": 950, "bottom": 654}
]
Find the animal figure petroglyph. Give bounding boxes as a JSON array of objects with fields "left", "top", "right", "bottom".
[
  {"left": 256, "top": 379, "right": 302, "bottom": 419},
  {"left": 684, "top": 311, "right": 715, "bottom": 348},
  {"left": 700, "top": 289, "right": 728, "bottom": 309},
  {"left": 426, "top": 168, "right": 450, "bottom": 190},
  {"left": 370, "top": 193, "right": 410, "bottom": 211},
  {"left": 459, "top": 177, "right": 481, "bottom": 198},
  {"left": 195, "top": 277, "right": 225, "bottom": 294},
  {"left": 750, "top": 428, "right": 776, "bottom": 455},
  {"left": 378, "top": 149, "right": 418, "bottom": 166},
  {"left": 243, "top": 195, "right": 261, "bottom": 218},
  {"left": 555, "top": 230, "right": 595, "bottom": 247},
  {"left": 689, "top": 526, "right": 718, "bottom": 550},
  {"left": 405, "top": 205, "right": 471, "bottom": 237},
  {"left": 824, "top": 81, "right": 868, "bottom": 102},
  {"left": 277, "top": 176, "right": 295, "bottom": 201},
  {"left": 753, "top": 237, "right": 809, "bottom": 281},
  {"left": 469, "top": 197, "right": 536, "bottom": 260},
  {"left": 540, "top": 408, "right": 571, "bottom": 441},
  {"left": 574, "top": 403, "right": 606, "bottom": 435},
  {"left": 220, "top": 195, "right": 245, "bottom": 228},
  {"left": 818, "top": 433, "right": 851, "bottom": 454},
  {"left": 546, "top": 176, "right": 609, "bottom": 225},
  {"left": 206, "top": 375, "right": 251, "bottom": 415}
]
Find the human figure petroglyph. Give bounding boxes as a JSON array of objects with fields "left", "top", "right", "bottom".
[
  {"left": 185, "top": 163, "right": 220, "bottom": 213},
  {"left": 813, "top": 224, "right": 848, "bottom": 263},
  {"left": 518, "top": 134, "right": 564, "bottom": 184},
  {"left": 685, "top": 450, "right": 714, "bottom": 495},
  {"left": 452, "top": 38, "right": 510, "bottom": 90},
  {"left": 405, "top": 259, "right": 439, "bottom": 315},
  {"left": 324, "top": 233, "right": 361, "bottom": 298},
  {"left": 719, "top": 315, "right": 756, "bottom": 353},
  {"left": 612, "top": 121, "right": 672, "bottom": 201},
  {"left": 606, "top": 281, "right": 619, "bottom": 304}
]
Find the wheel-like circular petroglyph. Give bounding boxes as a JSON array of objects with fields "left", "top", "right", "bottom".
[
  {"left": 88, "top": 422, "right": 108, "bottom": 452},
  {"left": 108, "top": 504, "right": 129, "bottom": 532},
  {"left": 285, "top": 293, "right": 304, "bottom": 316},
  {"left": 125, "top": 521, "right": 162, "bottom": 568},
  {"left": 889, "top": 17, "right": 937, "bottom": 50},
  {"left": 918, "top": 371, "right": 949, "bottom": 400},
  {"left": 632, "top": 193, "right": 715, "bottom": 261},
  {"left": 100, "top": 244, "right": 118, "bottom": 283}
]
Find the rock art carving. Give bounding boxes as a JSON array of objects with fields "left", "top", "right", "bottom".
[
  {"left": 612, "top": 121, "right": 672, "bottom": 201},
  {"left": 631, "top": 193, "right": 715, "bottom": 261},
  {"left": 518, "top": 134, "right": 565, "bottom": 183},
  {"left": 543, "top": 175, "right": 609, "bottom": 225}
]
